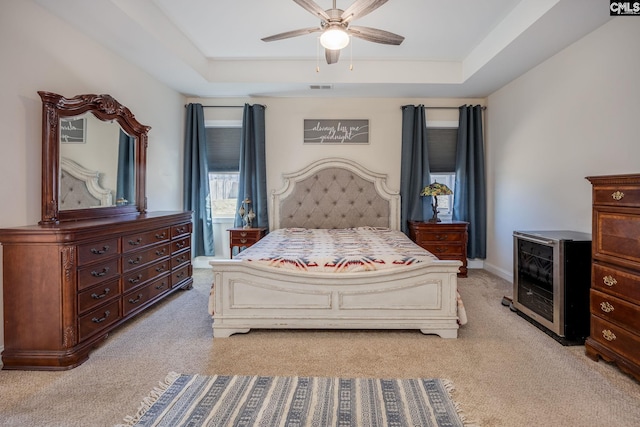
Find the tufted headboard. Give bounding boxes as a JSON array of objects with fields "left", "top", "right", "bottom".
[
  {"left": 59, "top": 157, "right": 113, "bottom": 209},
  {"left": 271, "top": 158, "right": 400, "bottom": 230}
]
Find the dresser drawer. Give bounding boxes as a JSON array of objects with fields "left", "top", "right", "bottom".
[
  {"left": 172, "top": 235, "right": 191, "bottom": 253},
  {"left": 590, "top": 315, "right": 640, "bottom": 366},
  {"left": 123, "top": 243, "right": 171, "bottom": 273},
  {"left": 593, "top": 185, "right": 640, "bottom": 207},
  {"left": 77, "top": 278, "right": 120, "bottom": 315},
  {"left": 123, "top": 259, "right": 171, "bottom": 292},
  {"left": 420, "top": 243, "right": 464, "bottom": 257},
  {"left": 77, "top": 238, "right": 120, "bottom": 266},
  {"left": 123, "top": 276, "right": 171, "bottom": 316},
  {"left": 78, "top": 299, "right": 121, "bottom": 341},
  {"left": 171, "top": 264, "right": 191, "bottom": 287},
  {"left": 591, "top": 289, "right": 640, "bottom": 335},
  {"left": 593, "top": 210, "right": 640, "bottom": 266},
  {"left": 230, "top": 229, "right": 263, "bottom": 244},
  {"left": 77, "top": 258, "right": 121, "bottom": 291},
  {"left": 414, "top": 231, "right": 464, "bottom": 245},
  {"left": 172, "top": 250, "right": 191, "bottom": 269},
  {"left": 123, "top": 227, "right": 170, "bottom": 252},
  {"left": 593, "top": 263, "right": 640, "bottom": 305},
  {"left": 172, "top": 222, "right": 192, "bottom": 238}
]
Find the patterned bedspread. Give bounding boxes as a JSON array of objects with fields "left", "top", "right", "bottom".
[{"left": 235, "top": 227, "right": 439, "bottom": 273}]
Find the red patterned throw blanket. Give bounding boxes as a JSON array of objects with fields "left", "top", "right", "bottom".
[{"left": 235, "top": 227, "right": 439, "bottom": 273}]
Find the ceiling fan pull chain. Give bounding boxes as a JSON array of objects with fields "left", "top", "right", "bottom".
[
  {"left": 350, "top": 36, "right": 353, "bottom": 71},
  {"left": 316, "top": 37, "right": 320, "bottom": 72}
]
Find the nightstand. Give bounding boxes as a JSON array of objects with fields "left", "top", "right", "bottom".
[
  {"left": 408, "top": 220, "right": 469, "bottom": 277},
  {"left": 228, "top": 227, "right": 267, "bottom": 258}
]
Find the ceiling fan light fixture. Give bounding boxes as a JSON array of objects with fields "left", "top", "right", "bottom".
[{"left": 320, "top": 27, "right": 350, "bottom": 50}]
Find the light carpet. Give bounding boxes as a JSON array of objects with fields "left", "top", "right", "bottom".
[{"left": 117, "top": 373, "right": 470, "bottom": 427}]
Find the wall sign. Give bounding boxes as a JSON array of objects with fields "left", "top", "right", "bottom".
[
  {"left": 304, "top": 119, "right": 369, "bottom": 144},
  {"left": 60, "top": 117, "right": 86, "bottom": 144}
]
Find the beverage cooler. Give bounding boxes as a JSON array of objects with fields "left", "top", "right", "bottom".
[{"left": 512, "top": 230, "right": 592, "bottom": 342}]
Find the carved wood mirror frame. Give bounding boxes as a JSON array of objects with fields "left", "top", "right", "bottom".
[{"left": 39, "top": 91, "right": 150, "bottom": 224}]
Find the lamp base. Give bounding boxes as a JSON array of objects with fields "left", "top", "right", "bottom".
[{"left": 428, "top": 217, "right": 442, "bottom": 223}]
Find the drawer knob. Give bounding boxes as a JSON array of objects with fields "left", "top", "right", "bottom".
[
  {"left": 155, "top": 248, "right": 167, "bottom": 256},
  {"left": 602, "top": 329, "right": 616, "bottom": 341},
  {"left": 155, "top": 282, "right": 168, "bottom": 290},
  {"left": 240, "top": 232, "right": 248, "bottom": 237},
  {"left": 128, "top": 294, "right": 143, "bottom": 304},
  {"left": 155, "top": 232, "right": 167, "bottom": 240},
  {"left": 90, "top": 245, "right": 110, "bottom": 255},
  {"left": 128, "top": 274, "right": 142, "bottom": 284},
  {"left": 91, "top": 310, "right": 111, "bottom": 324},
  {"left": 240, "top": 238, "right": 248, "bottom": 244},
  {"left": 611, "top": 191, "right": 624, "bottom": 201},
  {"left": 128, "top": 256, "right": 143, "bottom": 265},
  {"left": 128, "top": 238, "right": 143, "bottom": 246},
  {"left": 600, "top": 301, "right": 615, "bottom": 313},
  {"left": 90, "top": 267, "right": 109, "bottom": 277},
  {"left": 91, "top": 288, "right": 111, "bottom": 300},
  {"left": 602, "top": 275, "right": 617, "bottom": 287}
]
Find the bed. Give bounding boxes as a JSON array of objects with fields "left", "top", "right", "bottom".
[{"left": 209, "top": 158, "right": 464, "bottom": 338}]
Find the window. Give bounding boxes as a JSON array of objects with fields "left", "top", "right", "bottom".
[
  {"left": 427, "top": 124, "right": 458, "bottom": 220},
  {"left": 430, "top": 173, "right": 455, "bottom": 218},
  {"left": 205, "top": 122, "right": 241, "bottom": 218}
]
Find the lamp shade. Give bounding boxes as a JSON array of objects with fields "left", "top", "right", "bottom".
[
  {"left": 420, "top": 182, "right": 453, "bottom": 197},
  {"left": 320, "top": 26, "right": 350, "bottom": 50}
]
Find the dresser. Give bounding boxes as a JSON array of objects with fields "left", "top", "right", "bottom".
[
  {"left": 0, "top": 211, "right": 193, "bottom": 370},
  {"left": 585, "top": 174, "right": 640, "bottom": 381},
  {"left": 408, "top": 220, "right": 469, "bottom": 277}
]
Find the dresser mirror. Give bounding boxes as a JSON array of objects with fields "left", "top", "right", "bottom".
[{"left": 39, "top": 91, "right": 150, "bottom": 224}]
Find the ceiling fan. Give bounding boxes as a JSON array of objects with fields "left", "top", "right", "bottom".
[{"left": 261, "top": 0, "right": 404, "bottom": 65}]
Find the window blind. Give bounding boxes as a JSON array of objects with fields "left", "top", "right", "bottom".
[
  {"left": 427, "top": 128, "right": 458, "bottom": 173},
  {"left": 205, "top": 127, "right": 241, "bottom": 172}
]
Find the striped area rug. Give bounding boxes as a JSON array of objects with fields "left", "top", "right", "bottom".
[{"left": 118, "top": 373, "right": 470, "bottom": 427}]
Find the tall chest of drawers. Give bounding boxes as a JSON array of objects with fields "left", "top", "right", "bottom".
[
  {"left": 0, "top": 211, "right": 193, "bottom": 370},
  {"left": 585, "top": 174, "right": 640, "bottom": 381}
]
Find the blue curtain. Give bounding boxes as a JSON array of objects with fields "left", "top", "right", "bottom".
[
  {"left": 183, "top": 103, "right": 214, "bottom": 256},
  {"left": 453, "top": 105, "right": 486, "bottom": 259},
  {"left": 235, "top": 104, "right": 268, "bottom": 229},
  {"left": 400, "top": 105, "right": 431, "bottom": 235},
  {"left": 116, "top": 130, "right": 135, "bottom": 205}
]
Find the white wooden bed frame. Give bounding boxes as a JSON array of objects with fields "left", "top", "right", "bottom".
[{"left": 209, "top": 158, "right": 461, "bottom": 338}]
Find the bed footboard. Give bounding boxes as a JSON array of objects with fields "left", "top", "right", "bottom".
[{"left": 209, "top": 259, "right": 461, "bottom": 339}]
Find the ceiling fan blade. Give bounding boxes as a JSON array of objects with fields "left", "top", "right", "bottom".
[
  {"left": 293, "top": 0, "right": 331, "bottom": 21},
  {"left": 325, "top": 48, "right": 340, "bottom": 64},
  {"left": 261, "top": 27, "right": 321, "bottom": 42},
  {"left": 341, "top": 0, "right": 388, "bottom": 23},
  {"left": 348, "top": 26, "right": 404, "bottom": 45}
]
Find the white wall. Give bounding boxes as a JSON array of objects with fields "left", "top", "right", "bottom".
[
  {"left": 485, "top": 18, "right": 640, "bottom": 280},
  {"left": 0, "top": 0, "right": 186, "bottom": 351}
]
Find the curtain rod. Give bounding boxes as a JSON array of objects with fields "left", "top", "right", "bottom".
[
  {"left": 184, "top": 104, "right": 266, "bottom": 109},
  {"left": 402, "top": 105, "right": 487, "bottom": 110},
  {"left": 202, "top": 105, "right": 243, "bottom": 108}
]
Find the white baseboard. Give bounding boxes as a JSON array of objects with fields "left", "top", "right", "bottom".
[{"left": 483, "top": 261, "right": 513, "bottom": 283}]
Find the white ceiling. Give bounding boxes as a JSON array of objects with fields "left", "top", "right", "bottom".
[{"left": 35, "top": 0, "right": 610, "bottom": 98}]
